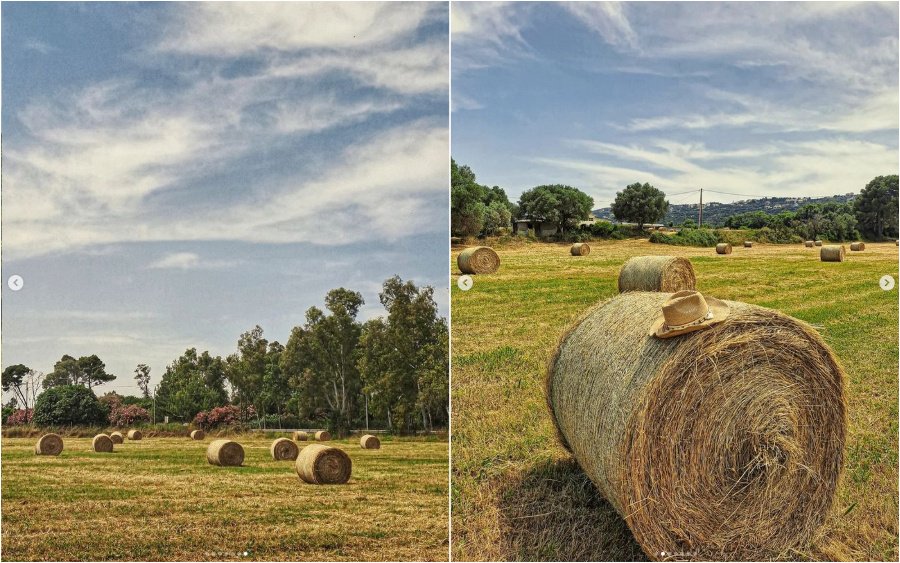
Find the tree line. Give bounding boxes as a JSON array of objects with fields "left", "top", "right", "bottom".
[{"left": 2, "top": 276, "right": 448, "bottom": 435}]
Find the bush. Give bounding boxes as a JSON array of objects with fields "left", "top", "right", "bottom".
[
  {"left": 5, "top": 408, "right": 33, "bottom": 426},
  {"left": 193, "top": 405, "right": 257, "bottom": 430},
  {"left": 33, "top": 385, "right": 107, "bottom": 426},
  {"left": 109, "top": 404, "right": 151, "bottom": 427},
  {"left": 649, "top": 228, "right": 720, "bottom": 247}
]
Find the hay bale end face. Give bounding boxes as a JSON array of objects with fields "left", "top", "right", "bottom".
[
  {"left": 293, "top": 431, "right": 309, "bottom": 441},
  {"left": 92, "top": 434, "right": 114, "bottom": 453},
  {"left": 804, "top": 241, "right": 815, "bottom": 247},
  {"left": 743, "top": 241, "right": 753, "bottom": 248},
  {"left": 821, "top": 245, "right": 846, "bottom": 262},
  {"left": 295, "top": 444, "right": 352, "bottom": 484},
  {"left": 270, "top": 437, "right": 300, "bottom": 461},
  {"left": 618, "top": 256, "right": 696, "bottom": 293},
  {"left": 457, "top": 246, "right": 500, "bottom": 275},
  {"left": 814, "top": 240, "right": 823, "bottom": 246},
  {"left": 127, "top": 429, "right": 142, "bottom": 441},
  {"left": 109, "top": 431, "right": 124, "bottom": 444},
  {"left": 570, "top": 242, "right": 591, "bottom": 256},
  {"left": 206, "top": 439, "right": 245, "bottom": 466},
  {"left": 546, "top": 291, "right": 846, "bottom": 560},
  {"left": 360, "top": 434, "right": 381, "bottom": 449},
  {"left": 315, "top": 430, "right": 331, "bottom": 441},
  {"left": 34, "top": 433, "right": 63, "bottom": 456},
  {"left": 715, "top": 242, "right": 732, "bottom": 254},
  {"left": 190, "top": 430, "right": 205, "bottom": 440},
  {"left": 850, "top": 242, "right": 865, "bottom": 251}
]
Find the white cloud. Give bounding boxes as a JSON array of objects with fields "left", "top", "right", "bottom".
[
  {"left": 561, "top": 2, "right": 637, "bottom": 51},
  {"left": 147, "top": 252, "right": 239, "bottom": 270}
]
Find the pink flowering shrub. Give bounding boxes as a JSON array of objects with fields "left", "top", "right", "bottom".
[
  {"left": 109, "top": 403, "right": 151, "bottom": 427},
  {"left": 5, "top": 408, "right": 33, "bottom": 425},
  {"left": 192, "top": 405, "right": 256, "bottom": 429}
]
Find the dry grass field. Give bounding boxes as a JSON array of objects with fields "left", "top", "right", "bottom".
[
  {"left": 451, "top": 239, "right": 898, "bottom": 561},
  {"left": 1, "top": 435, "right": 448, "bottom": 561}
]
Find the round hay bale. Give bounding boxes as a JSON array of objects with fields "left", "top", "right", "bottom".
[
  {"left": 617, "top": 256, "right": 696, "bottom": 293},
  {"left": 804, "top": 240, "right": 814, "bottom": 247},
  {"left": 546, "top": 291, "right": 846, "bottom": 561},
  {"left": 457, "top": 246, "right": 500, "bottom": 275},
  {"left": 849, "top": 242, "right": 865, "bottom": 251},
  {"left": 715, "top": 242, "right": 732, "bottom": 254},
  {"left": 743, "top": 240, "right": 753, "bottom": 248},
  {"left": 293, "top": 431, "right": 309, "bottom": 441},
  {"left": 314, "top": 430, "right": 330, "bottom": 441},
  {"left": 814, "top": 240, "right": 823, "bottom": 246},
  {"left": 92, "top": 434, "right": 114, "bottom": 453},
  {"left": 360, "top": 434, "right": 381, "bottom": 449},
  {"left": 34, "top": 433, "right": 63, "bottom": 456},
  {"left": 821, "top": 245, "right": 845, "bottom": 262},
  {"left": 206, "top": 439, "right": 244, "bottom": 467},
  {"left": 270, "top": 437, "right": 300, "bottom": 461},
  {"left": 127, "top": 429, "right": 142, "bottom": 441},
  {"left": 109, "top": 431, "right": 124, "bottom": 444},
  {"left": 190, "top": 430, "right": 205, "bottom": 440},
  {"left": 570, "top": 243, "right": 591, "bottom": 256},
  {"left": 295, "top": 443, "right": 352, "bottom": 484}
]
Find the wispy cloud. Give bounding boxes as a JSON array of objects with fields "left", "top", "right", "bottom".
[{"left": 147, "top": 252, "right": 239, "bottom": 270}]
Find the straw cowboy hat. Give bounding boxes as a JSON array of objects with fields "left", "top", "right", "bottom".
[{"left": 650, "top": 290, "right": 730, "bottom": 339}]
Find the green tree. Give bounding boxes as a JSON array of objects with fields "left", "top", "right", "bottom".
[
  {"left": 482, "top": 200, "right": 512, "bottom": 235},
  {"left": 854, "top": 175, "right": 899, "bottom": 240},
  {"left": 33, "top": 385, "right": 107, "bottom": 426},
  {"left": 77, "top": 355, "right": 114, "bottom": 390},
  {"left": 518, "top": 184, "right": 594, "bottom": 234},
  {"left": 451, "top": 159, "right": 487, "bottom": 237},
  {"left": 44, "top": 355, "right": 79, "bottom": 388},
  {"left": 156, "top": 349, "right": 228, "bottom": 422},
  {"left": 2, "top": 364, "right": 43, "bottom": 419},
  {"left": 610, "top": 182, "right": 669, "bottom": 231},
  {"left": 134, "top": 364, "right": 151, "bottom": 399},
  {"left": 225, "top": 325, "right": 269, "bottom": 423}
]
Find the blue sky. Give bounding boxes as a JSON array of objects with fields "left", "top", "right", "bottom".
[
  {"left": 2, "top": 2, "right": 448, "bottom": 397},
  {"left": 452, "top": 2, "right": 899, "bottom": 209}
]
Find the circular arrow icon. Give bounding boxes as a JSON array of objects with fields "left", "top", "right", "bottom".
[
  {"left": 7, "top": 275, "right": 23, "bottom": 291},
  {"left": 880, "top": 275, "right": 895, "bottom": 291},
  {"left": 457, "top": 275, "right": 473, "bottom": 291}
]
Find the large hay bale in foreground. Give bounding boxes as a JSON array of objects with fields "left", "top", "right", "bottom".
[
  {"left": 127, "top": 430, "right": 142, "bottom": 441},
  {"left": 850, "top": 242, "right": 865, "bottom": 251},
  {"left": 295, "top": 444, "right": 352, "bottom": 484},
  {"left": 457, "top": 246, "right": 500, "bottom": 274},
  {"left": 570, "top": 243, "right": 590, "bottom": 256},
  {"left": 814, "top": 240, "right": 823, "bottom": 246},
  {"left": 34, "top": 433, "right": 63, "bottom": 456},
  {"left": 546, "top": 291, "right": 846, "bottom": 560},
  {"left": 293, "top": 431, "right": 309, "bottom": 441},
  {"left": 715, "top": 242, "right": 732, "bottom": 254},
  {"left": 314, "top": 430, "right": 330, "bottom": 441},
  {"left": 360, "top": 434, "right": 381, "bottom": 449},
  {"left": 109, "top": 431, "right": 124, "bottom": 444},
  {"left": 270, "top": 437, "right": 300, "bottom": 461},
  {"left": 821, "top": 245, "right": 845, "bottom": 262},
  {"left": 206, "top": 439, "right": 244, "bottom": 466},
  {"left": 743, "top": 240, "right": 753, "bottom": 248},
  {"left": 92, "top": 434, "right": 114, "bottom": 453},
  {"left": 804, "top": 240, "right": 814, "bottom": 247},
  {"left": 190, "top": 430, "right": 205, "bottom": 440},
  {"left": 618, "top": 256, "right": 696, "bottom": 293}
]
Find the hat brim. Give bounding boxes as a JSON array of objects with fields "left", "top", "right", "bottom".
[{"left": 650, "top": 296, "right": 730, "bottom": 339}]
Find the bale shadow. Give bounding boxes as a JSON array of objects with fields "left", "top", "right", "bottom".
[{"left": 496, "top": 457, "right": 647, "bottom": 561}]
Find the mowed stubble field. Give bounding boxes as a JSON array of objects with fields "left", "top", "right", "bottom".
[
  {"left": 451, "top": 239, "right": 898, "bottom": 561},
  {"left": 1, "top": 435, "right": 448, "bottom": 561}
]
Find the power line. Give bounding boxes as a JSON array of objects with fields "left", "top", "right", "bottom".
[{"left": 703, "top": 188, "right": 762, "bottom": 199}]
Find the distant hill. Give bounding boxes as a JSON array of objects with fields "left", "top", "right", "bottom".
[{"left": 593, "top": 193, "right": 857, "bottom": 226}]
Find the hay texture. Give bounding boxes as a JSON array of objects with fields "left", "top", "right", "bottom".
[
  {"left": 295, "top": 444, "right": 352, "bottom": 484},
  {"left": 293, "top": 431, "right": 309, "bottom": 441},
  {"left": 34, "top": 433, "right": 63, "bottom": 456},
  {"left": 457, "top": 246, "right": 500, "bottom": 275},
  {"left": 360, "top": 434, "right": 381, "bottom": 449},
  {"left": 127, "top": 430, "right": 142, "bottom": 441},
  {"left": 617, "top": 256, "right": 696, "bottom": 293},
  {"left": 92, "top": 434, "right": 114, "bottom": 453},
  {"left": 821, "top": 245, "right": 845, "bottom": 262},
  {"left": 815, "top": 240, "right": 823, "bottom": 246},
  {"left": 190, "top": 430, "right": 205, "bottom": 440},
  {"left": 715, "top": 242, "right": 732, "bottom": 254},
  {"left": 109, "top": 431, "right": 124, "bottom": 444},
  {"left": 206, "top": 439, "right": 244, "bottom": 467},
  {"left": 744, "top": 241, "right": 753, "bottom": 248},
  {"left": 270, "top": 437, "right": 300, "bottom": 461},
  {"left": 804, "top": 241, "right": 815, "bottom": 247},
  {"left": 315, "top": 430, "right": 331, "bottom": 441},
  {"left": 570, "top": 243, "right": 591, "bottom": 256},
  {"left": 546, "top": 291, "right": 846, "bottom": 560},
  {"left": 850, "top": 242, "right": 865, "bottom": 251}
]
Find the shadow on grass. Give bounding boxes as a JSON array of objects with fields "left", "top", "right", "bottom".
[{"left": 496, "top": 457, "right": 647, "bottom": 561}]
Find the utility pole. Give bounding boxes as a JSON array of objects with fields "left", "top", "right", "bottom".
[
  {"left": 698, "top": 188, "right": 703, "bottom": 227},
  {"left": 365, "top": 393, "right": 369, "bottom": 431}
]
